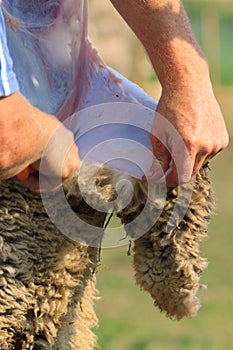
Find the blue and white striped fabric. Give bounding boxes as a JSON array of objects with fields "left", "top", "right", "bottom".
[{"left": 0, "top": 7, "right": 19, "bottom": 96}]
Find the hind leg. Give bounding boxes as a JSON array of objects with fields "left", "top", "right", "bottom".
[
  {"left": 50, "top": 275, "right": 99, "bottom": 350},
  {"left": 72, "top": 278, "right": 99, "bottom": 350},
  {"left": 0, "top": 174, "right": 107, "bottom": 349},
  {"left": 118, "top": 167, "right": 214, "bottom": 319}
]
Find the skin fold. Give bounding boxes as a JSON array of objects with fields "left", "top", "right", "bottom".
[
  {"left": 0, "top": 2, "right": 223, "bottom": 347},
  {"left": 0, "top": 0, "right": 229, "bottom": 191}
]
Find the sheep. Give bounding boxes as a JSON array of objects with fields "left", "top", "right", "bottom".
[
  {"left": 0, "top": 1, "right": 215, "bottom": 348},
  {"left": 0, "top": 172, "right": 105, "bottom": 349},
  {"left": 0, "top": 162, "right": 214, "bottom": 349}
]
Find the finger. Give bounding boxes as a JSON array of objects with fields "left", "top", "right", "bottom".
[
  {"left": 193, "top": 150, "right": 216, "bottom": 175},
  {"left": 16, "top": 173, "right": 40, "bottom": 191},
  {"left": 193, "top": 153, "right": 209, "bottom": 176},
  {"left": 166, "top": 152, "right": 195, "bottom": 187},
  {"left": 16, "top": 167, "right": 31, "bottom": 181},
  {"left": 19, "top": 173, "right": 62, "bottom": 193},
  {"left": 165, "top": 161, "right": 178, "bottom": 187},
  {"left": 143, "top": 138, "right": 171, "bottom": 182},
  {"left": 16, "top": 165, "right": 38, "bottom": 181}
]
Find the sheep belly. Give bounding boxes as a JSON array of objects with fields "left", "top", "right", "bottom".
[
  {"left": 3, "top": 0, "right": 156, "bottom": 118},
  {"left": 3, "top": 0, "right": 157, "bottom": 180}
]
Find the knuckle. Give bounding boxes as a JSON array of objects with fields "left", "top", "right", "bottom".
[
  {"left": 185, "top": 138, "right": 196, "bottom": 151},
  {"left": 185, "top": 139, "right": 202, "bottom": 157}
]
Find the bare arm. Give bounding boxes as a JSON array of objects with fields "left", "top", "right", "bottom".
[
  {"left": 111, "top": 0, "right": 229, "bottom": 186},
  {"left": 0, "top": 92, "right": 80, "bottom": 191},
  {"left": 110, "top": 0, "right": 208, "bottom": 88}
]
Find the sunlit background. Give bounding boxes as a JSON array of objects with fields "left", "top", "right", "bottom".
[{"left": 89, "top": 1, "right": 233, "bottom": 349}]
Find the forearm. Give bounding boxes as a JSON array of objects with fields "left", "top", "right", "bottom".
[{"left": 110, "top": 0, "right": 209, "bottom": 90}]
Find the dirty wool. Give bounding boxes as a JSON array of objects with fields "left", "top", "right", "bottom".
[{"left": 0, "top": 163, "right": 214, "bottom": 349}]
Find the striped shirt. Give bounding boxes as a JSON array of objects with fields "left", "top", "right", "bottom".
[{"left": 0, "top": 6, "right": 19, "bottom": 96}]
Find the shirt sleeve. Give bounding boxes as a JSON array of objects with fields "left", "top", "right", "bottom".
[{"left": 0, "top": 7, "right": 19, "bottom": 96}]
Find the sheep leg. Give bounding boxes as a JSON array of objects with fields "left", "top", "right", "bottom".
[
  {"left": 118, "top": 166, "right": 214, "bottom": 320},
  {"left": 0, "top": 174, "right": 107, "bottom": 349}
]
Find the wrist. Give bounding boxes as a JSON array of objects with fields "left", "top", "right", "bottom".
[
  {"left": 156, "top": 37, "right": 210, "bottom": 92},
  {"left": 161, "top": 61, "right": 211, "bottom": 95}
]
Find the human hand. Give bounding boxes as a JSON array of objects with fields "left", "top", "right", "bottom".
[
  {"left": 146, "top": 80, "right": 229, "bottom": 187},
  {"left": 0, "top": 92, "right": 80, "bottom": 191},
  {"left": 16, "top": 113, "right": 80, "bottom": 193}
]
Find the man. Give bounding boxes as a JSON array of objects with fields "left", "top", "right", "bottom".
[{"left": 0, "top": 0, "right": 229, "bottom": 191}]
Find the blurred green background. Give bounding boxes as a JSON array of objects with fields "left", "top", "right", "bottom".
[{"left": 89, "top": 1, "right": 233, "bottom": 349}]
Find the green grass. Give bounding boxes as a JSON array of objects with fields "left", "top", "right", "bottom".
[{"left": 94, "top": 93, "right": 233, "bottom": 349}]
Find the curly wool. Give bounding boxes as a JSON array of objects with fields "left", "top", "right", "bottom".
[
  {"left": 66, "top": 164, "right": 214, "bottom": 320},
  {"left": 0, "top": 164, "right": 214, "bottom": 349},
  {"left": 0, "top": 175, "right": 106, "bottom": 350},
  {"left": 118, "top": 166, "right": 214, "bottom": 320}
]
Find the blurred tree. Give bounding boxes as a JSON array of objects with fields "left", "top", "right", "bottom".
[{"left": 89, "top": 0, "right": 233, "bottom": 87}]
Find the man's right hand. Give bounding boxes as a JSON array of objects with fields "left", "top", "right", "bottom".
[{"left": 0, "top": 91, "right": 80, "bottom": 191}]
